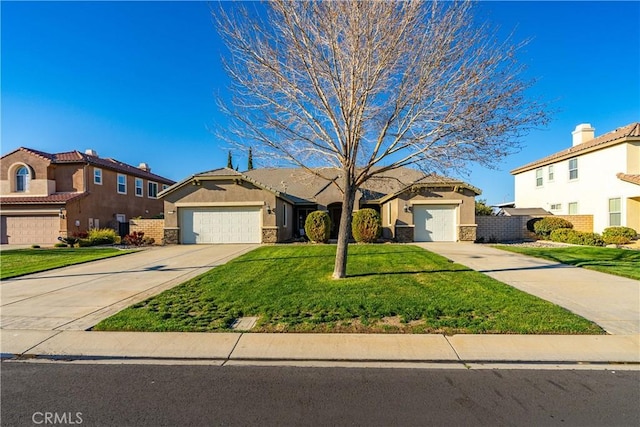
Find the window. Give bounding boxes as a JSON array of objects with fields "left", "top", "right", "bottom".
[
  {"left": 94, "top": 168, "right": 102, "bottom": 185},
  {"left": 15, "top": 166, "right": 30, "bottom": 192},
  {"left": 609, "top": 198, "right": 621, "bottom": 226},
  {"left": 568, "top": 158, "right": 578, "bottom": 180},
  {"left": 568, "top": 202, "right": 578, "bottom": 215},
  {"left": 550, "top": 203, "right": 561, "bottom": 211},
  {"left": 283, "top": 204, "right": 288, "bottom": 227},
  {"left": 135, "top": 178, "right": 143, "bottom": 197},
  {"left": 535, "top": 168, "right": 543, "bottom": 187},
  {"left": 148, "top": 181, "right": 158, "bottom": 199},
  {"left": 548, "top": 165, "right": 554, "bottom": 182},
  {"left": 117, "top": 174, "right": 127, "bottom": 194}
]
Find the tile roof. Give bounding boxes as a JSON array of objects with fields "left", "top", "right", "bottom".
[
  {"left": 511, "top": 122, "right": 640, "bottom": 174},
  {"left": 6, "top": 147, "right": 174, "bottom": 184},
  {"left": 0, "top": 192, "right": 88, "bottom": 205},
  {"left": 500, "top": 207, "right": 551, "bottom": 216},
  {"left": 616, "top": 173, "right": 640, "bottom": 186}
]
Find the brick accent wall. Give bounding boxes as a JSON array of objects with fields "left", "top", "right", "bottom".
[
  {"left": 129, "top": 219, "right": 164, "bottom": 244},
  {"left": 395, "top": 225, "right": 414, "bottom": 242}
]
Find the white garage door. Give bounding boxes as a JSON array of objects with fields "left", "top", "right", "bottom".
[
  {"left": 180, "top": 207, "right": 261, "bottom": 244},
  {"left": 413, "top": 205, "right": 456, "bottom": 242},
  {"left": 1, "top": 215, "right": 60, "bottom": 245}
]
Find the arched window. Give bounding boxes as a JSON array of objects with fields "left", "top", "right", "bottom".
[{"left": 16, "top": 166, "right": 30, "bottom": 192}]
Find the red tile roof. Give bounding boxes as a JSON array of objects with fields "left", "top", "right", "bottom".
[
  {"left": 7, "top": 148, "right": 174, "bottom": 184},
  {"left": 511, "top": 123, "right": 640, "bottom": 175},
  {"left": 617, "top": 173, "right": 640, "bottom": 186},
  {"left": 0, "top": 192, "right": 88, "bottom": 205}
]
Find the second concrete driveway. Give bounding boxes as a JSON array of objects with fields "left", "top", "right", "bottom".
[
  {"left": 0, "top": 244, "right": 257, "bottom": 331},
  {"left": 417, "top": 243, "right": 640, "bottom": 335}
]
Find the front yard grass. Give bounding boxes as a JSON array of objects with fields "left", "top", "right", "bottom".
[
  {"left": 95, "top": 245, "right": 603, "bottom": 335},
  {"left": 0, "top": 248, "right": 133, "bottom": 279},
  {"left": 495, "top": 245, "right": 640, "bottom": 281}
]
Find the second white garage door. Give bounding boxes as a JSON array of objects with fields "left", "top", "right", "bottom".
[
  {"left": 180, "top": 207, "right": 261, "bottom": 244},
  {"left": 413, "top": 205, "right": 456, "bottom": 242}
]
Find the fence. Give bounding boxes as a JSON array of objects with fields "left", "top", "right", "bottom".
[
  {"left": 476, "top": 214, "right": 593, "bottom": 242},
  {"left": 129, "top": 218, "right": 165, "bottom": 245}
]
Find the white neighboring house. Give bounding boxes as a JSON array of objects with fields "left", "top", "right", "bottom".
[{"left": 511, "top": 122, "right": 640, "bottom": 233}]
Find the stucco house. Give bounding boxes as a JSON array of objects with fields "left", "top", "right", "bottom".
[
  {"left": 1, "top": 147, "right": 174, "bottom": 245},
  {"left": 511, "top": 122, "right": 640, "bottom": 233},
  {"left": 160, "top": 167, "right": 480, "bottom": 244}
]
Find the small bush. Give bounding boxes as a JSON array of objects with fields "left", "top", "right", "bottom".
[
  {"left": 352, "top": 208, "right": 382, "bottom": 243},
  {"left": 550, "top": 228, "right": 603, "bottom": 246},
  {"left": 304, "top": 211, "right": 331, "bottom": 243},
  {"left": 31, "top": 244, "right": 40, "bottom": 249},
  {"left": 526, "top": 217, "right": 543, "bottom": 233},
  {"left": 123, "top": 231, "right": 146, "bottom": 246},
  {"left": 87, "top": 228, "right": 118, "bottom": 245},
  {"left": 78, "top": 239, "right": 92, "bottom": 247},
  {"left": 142, "top": 236, "right": 155, "bottom": 246},
  {"left": 533, "top": 217, "right": 573, "bottom": 239},
  {"left": 54, "top": 242, "right": 68, "bottom": 248},
  {"left": 602, "top": 226, "right": 637, "bottom": 245}
]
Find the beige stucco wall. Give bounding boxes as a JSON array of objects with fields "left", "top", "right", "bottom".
[
  {"left": 1, "top": 151, "right": 53, "bottom": 196},
  {"left": 628, "top": 141, "right": 640, "bottom": 174}
]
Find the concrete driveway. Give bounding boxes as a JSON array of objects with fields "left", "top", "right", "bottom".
[
  {"left": 0, "top": 244, "right": 258, "bottom": 331},
  {"left": 417, "top": 243, "right": 640, "bottom": 335}
]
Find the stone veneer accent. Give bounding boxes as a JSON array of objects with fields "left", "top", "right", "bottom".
[
  {"left": 262, "top": 227, "right": 278, "bottom": 243},
  {"left": 163, "top": 228, "right": 179, "bottom": 245},
  {"left": 458, "top": 225, "right": 477, "bottom": 242},
  {"left": 395, "top": 225, "right": 414, "bottom": 243}
]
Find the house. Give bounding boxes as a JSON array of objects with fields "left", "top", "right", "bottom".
[
  {"left": 511, "top": 123, "right": 640, "bottom": 233},
  {"left": 0, "top": 147, "right": 175, "bottom": 245},
  {"left": 159, "top": 167, "right": 480, "bottom": 244},
  {"left": 497, "top": 207, "right": 551, "bottom": 217}
]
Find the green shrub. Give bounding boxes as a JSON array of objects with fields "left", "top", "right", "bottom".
[
  {"left": 526, "top": 217, "right": 543, "bottom": 233},
  {"left": 533, "top": 217, "right": 573, "bottom": 238},
  {"left": 550, "top": 228, "right": 603, "bottom": 246},
  {"left": 31, "top": 244, "right": 40, "bottom": 249},
  {"left": 78, "top": 239, "right": 92, "bottom": 247},
  {"left": 602, "top": 226, "right": 637, "bottom": 245},
  {"left": 87, "top": 228, "right": 118, "bottom": 245},
  {"left": 352, "top": 208, "right": 382, "bottom": 243},
  {"left": 304, "top": 211, "right": 331, "bottom": 243}
]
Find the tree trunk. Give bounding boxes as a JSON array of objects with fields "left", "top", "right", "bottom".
[{"left": 332, "top": 181, "right": 357, "bottom": 279}]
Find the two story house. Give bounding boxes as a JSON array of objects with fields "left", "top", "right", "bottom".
[
  {"left": 511, "top": 123, "right": 640, "bottom": 233},
  {"left": 1, "top": 147, "right": 175, "bottom": 245}
]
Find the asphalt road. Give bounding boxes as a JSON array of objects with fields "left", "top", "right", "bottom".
[{"left": 1, "top": 363, "right": 638, "bottom": 426}]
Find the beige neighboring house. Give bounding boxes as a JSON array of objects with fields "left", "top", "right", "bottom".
[
  {"left": 1, "top": 147, "right": 174, "bottom": 245},
  {"left": 160, "top": 167, "right": 481, "bottom": 244},
  {"left": 511, "top": 122, "right": 640, "bottom": 233}
]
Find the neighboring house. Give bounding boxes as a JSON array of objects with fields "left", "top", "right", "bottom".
[
  {"left": 1, "top": 147, "right": 175, "bottom": 245},
  {"left": 497, "top": 207, "right": 551, "bottom": 217},
  {"left": 160, "top": 167, "right": 481, "bottom": 244},
  {"left": 511, "top": 123, "right": 640, "bottom": 233}
]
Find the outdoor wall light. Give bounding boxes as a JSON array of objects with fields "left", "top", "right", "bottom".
[
  {"left": 403, "top": 204, "right": 411, "bottom": 213},
  {"left": 58, "top": 208, "right": 65, "bottom": 219},
  {"left": 266, "top": 203, "right": 273, "bottom": 214}
]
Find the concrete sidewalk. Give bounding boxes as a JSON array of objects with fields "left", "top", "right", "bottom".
[
  {"left": 417, "top": 242, "right": 640, "bottom": 335},
  {"left": 1, "top": 330, "right": 638, "bottom": 366}
]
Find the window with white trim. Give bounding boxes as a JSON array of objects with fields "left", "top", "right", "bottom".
[
  {"left": 568, "top": 202, "right": 578, "bottom": 215},
  {"left": 609, "top": 198, "right": 621, "bottom": 226},
  {"left": 535, "top": 168, "right": 543, "bottom": 187},
  {"left": 135, "top": 178, "right": 143, "bottom": 197},
  {"left": 94, "top": 168, "right": 102, "bottom": 185},
  {"left": 15, "top": 166, "right": 30, "bottom": 192},
  {"left": 548, "top": 165, "right": 554, "bottom": 182},
  {"left": 148, "top": 181, "right": 158, "bottom": 199},
  {"left": 550, "top": 203, "right": 561, "bottom": 211},
  {"left": 117, "top": 174, "right": 127, "bottom": 194},
  {"left": 568, "top": 158, "right": 578, "bottom": 180}
]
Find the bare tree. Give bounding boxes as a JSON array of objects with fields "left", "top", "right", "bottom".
[{"left": 214, "top": 0, "right": 548, "bottom": 279}]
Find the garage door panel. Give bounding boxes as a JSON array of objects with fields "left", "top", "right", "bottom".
[
  {"left": 180, "top": 207, "right": 261, "bottom": 244},
  {"left": 414, "top": 205, "right": 456, "bottom": 242},
  {"left": 1, "top": 215, "right": 60, "bottom": 245}
]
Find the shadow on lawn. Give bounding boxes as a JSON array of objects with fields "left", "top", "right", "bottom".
[{"left": 347, "top": 268, "right": 472, "bottom": 278}]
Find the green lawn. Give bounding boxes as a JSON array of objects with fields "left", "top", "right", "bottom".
[
  {"left": 495, "top": 245, "right": 640, "bottom": 281},
  {"left": 0, "top": 248, "right": 134, "bottom": 279},
  {"left": 95, "top": 244, "right": 603, "bottom": 335}
]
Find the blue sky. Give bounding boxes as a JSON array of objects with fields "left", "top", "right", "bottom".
[{"left": 2, "top": 1, "right": 638, "bottom": 204}]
